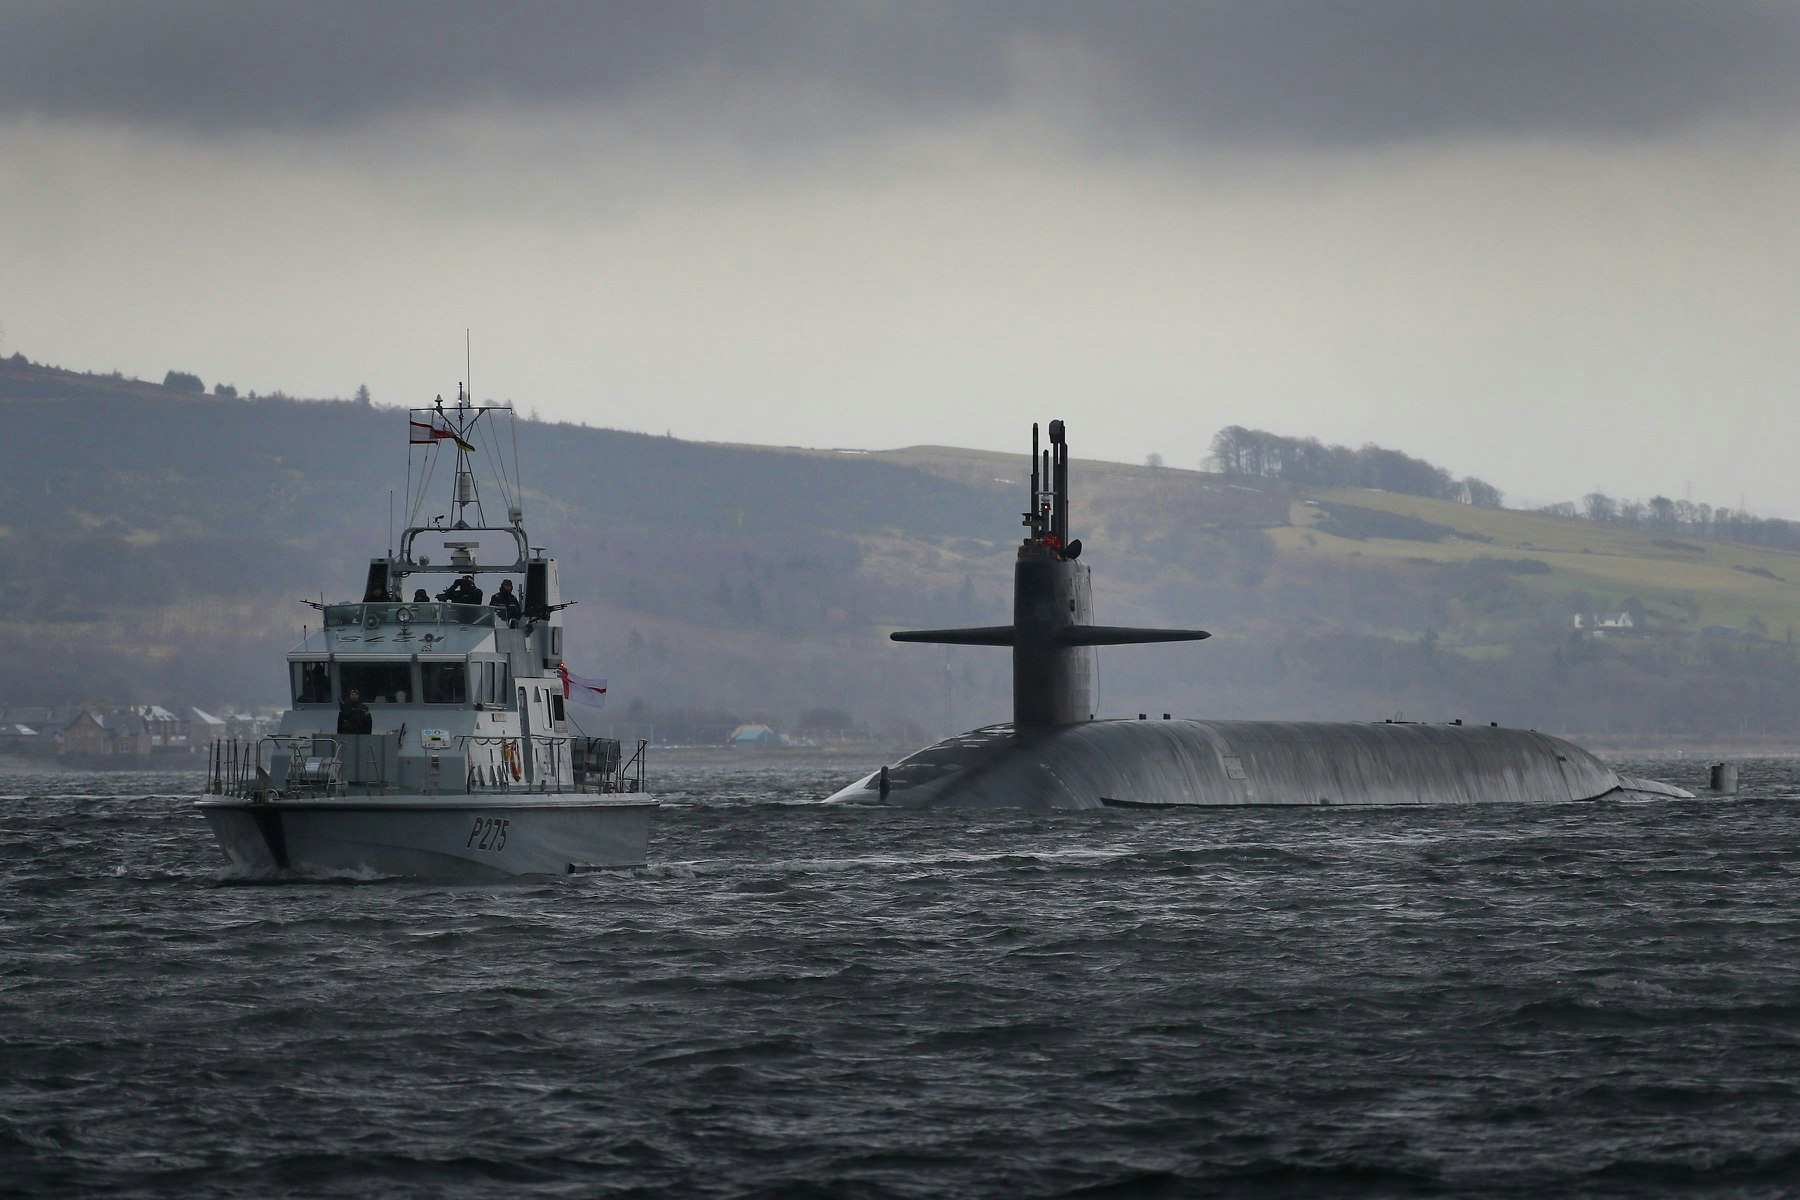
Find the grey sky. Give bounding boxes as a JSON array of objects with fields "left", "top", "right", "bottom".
[
  {"left": 6, "top": 3, "right": 1798, "bottom": 143},
  {"left": 5, "top": 2, "right": 1799, "bottom": 513}
]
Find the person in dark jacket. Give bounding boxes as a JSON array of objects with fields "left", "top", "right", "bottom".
[
  {"left": 337, "top": 689, "right": 371, "bottom": 735},
  {"left": 491, "top": 579, "right": 522, "bottom": 621},
  {"left": 436, "top": 575, "right": 483, "bottom": 604}
]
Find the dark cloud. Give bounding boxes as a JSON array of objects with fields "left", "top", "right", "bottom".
[{"left": 3, "top": 1, "right": 1797, "bottom": 147}]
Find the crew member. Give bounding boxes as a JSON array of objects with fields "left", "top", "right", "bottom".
[
  {"left": 436, "top": 575, "right": 483, "bottom": 604},
  {"left": 337, "top": 688, "right": 372, "bottom": 735},
  {"left": 491, "top": 578, "right": 522, "bottom": 621}
]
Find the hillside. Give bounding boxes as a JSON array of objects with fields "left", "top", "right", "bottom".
[{"left": 5, "top": 354, "right": 1799, "bottom": 745}]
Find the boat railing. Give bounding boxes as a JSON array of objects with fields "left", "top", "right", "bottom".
[
  {"left": 205, "top": 731, "right": 650, "bottom": 799},
  {"left": 621, "top": 738, "right": 648, "bottom": 793},
  {"left": 205, "top": 735, "right": 345, "bottom": 800},
  {"left": 457, "top": 733, "right": 649, "bottom": 796}
]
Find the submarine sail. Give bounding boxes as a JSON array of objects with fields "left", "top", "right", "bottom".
[
  {"left": 890, "top": 419, "right": 1210, "bottom": 728},
  {"left": 827, "top": 420, "right": 1689, "bottom": 809}
]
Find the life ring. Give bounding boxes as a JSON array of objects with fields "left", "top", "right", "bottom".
[{"left": 503, "top": 741, "right": 522, "bottom": 781}]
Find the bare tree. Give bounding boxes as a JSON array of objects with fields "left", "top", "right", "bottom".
[
  {"left": 1209, "top": 426, "right": 1250, "bottom": 474},
  {"left": 1463, "top": 477, "right": 1504, "bottom": 508}
]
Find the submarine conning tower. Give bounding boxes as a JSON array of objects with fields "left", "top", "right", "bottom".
[{"left": 892, "top": 420, "right": 1211, "bottom": 729}]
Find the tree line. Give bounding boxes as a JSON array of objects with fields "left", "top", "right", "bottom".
[
  {"left": 1208, "top": 426, "right": 1504, "bottom": 507},
  {"left": 1544, "top": 492, "right": 1800, "bottom": 553}
]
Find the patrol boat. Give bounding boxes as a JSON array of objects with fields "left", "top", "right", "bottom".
[
  {"left": 197, "top": 390, "right": 655, "bottom": 878},
  {"left": 829, "top": 419, "right": 1691, "bottom": 809}
]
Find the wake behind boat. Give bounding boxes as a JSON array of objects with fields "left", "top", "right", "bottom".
[{"left": 197, "top": 389, "right": 655, "bottom": 878}]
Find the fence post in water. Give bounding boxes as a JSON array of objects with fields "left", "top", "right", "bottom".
[{"left": 1709, "top": 762, "right": 1739, "bottom": 794}]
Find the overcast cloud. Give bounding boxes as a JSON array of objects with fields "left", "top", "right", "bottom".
[
  {"left": 5, "top": 1, "right": 1800, "bottom": 513},
  {"left": 6, "top": 3, "right": 1799, "bottom": 144}
]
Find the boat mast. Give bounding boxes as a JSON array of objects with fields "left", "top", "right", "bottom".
[{"left": 444, "top": 386, "right": 483, "bottom": 530}]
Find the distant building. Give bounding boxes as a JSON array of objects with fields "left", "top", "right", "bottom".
[
  {"left": 61, "top": 709, "right": 117, "bottom": 757},
  {"left": 134, "top": 705, "right": 184, "bottom": 750},
  {"left": 184, "top": 707, "right": 228, "bottom": 747},
  {"left": 1574, "top": 612, "right": 1635, "bottom": 636},
  {"left": 728, "top": 723, "right": 785, "bottom": 748},
  {"left": 0, "top": 703, "right": 286, "bottom": 759},
  {"left": 0, "top": 706, "right": 80, "bottom": 757},
  {"left": 0, "top": 723, "right": 41, "bottom": 756}
]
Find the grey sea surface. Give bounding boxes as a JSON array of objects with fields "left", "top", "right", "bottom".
[{"left": 5, "top": 757, "right": 1800, "bottom": 1198}]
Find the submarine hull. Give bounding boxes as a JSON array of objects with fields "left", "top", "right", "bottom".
[
  {"left": 850, "top": 419, "right": 1690, "bottom": 811},
  {"left": 827, "top": 719, "right": 1687, "bottom": 809}
]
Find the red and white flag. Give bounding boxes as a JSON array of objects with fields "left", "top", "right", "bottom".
[
  {"left": 556, "top": 664, "right": 608, "bottom": 707},
  {"left": 408, "top": 416, "right": 474, "bottom": 452}
]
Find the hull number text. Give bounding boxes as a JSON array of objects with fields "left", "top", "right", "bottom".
[{"left": 467, "top": 817, "right": 511, "bottom": 852}]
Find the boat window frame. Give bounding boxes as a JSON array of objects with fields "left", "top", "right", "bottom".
[
  {"left": 337, "top": 659, "right": 415, "bottom": 706},
  {"left": 291, "top": 659, "right": 332, "bottom": 705},
  {"left": 420, "top": 659, "right": 469, "bottom": 706}
]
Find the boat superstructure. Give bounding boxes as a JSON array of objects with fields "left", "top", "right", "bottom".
[{"left": 197, "top": 389, "right": 655, "bottom": 877}]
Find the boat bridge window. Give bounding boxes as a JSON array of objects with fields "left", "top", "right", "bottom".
[
  {"left": 292, "top": 661, "right": 331, "bottom": 705},
  {"left": 323, "top": 602, "right": 493, "bottom": 629},
  {"left": 421, "top": 661, "right": 468, "bottom": 705},
  {"left": 444, "top": 604, "right": 494, "bottom": 626},
  {"left": 339, "top": 660, "right": 412, "bottom": 704}
]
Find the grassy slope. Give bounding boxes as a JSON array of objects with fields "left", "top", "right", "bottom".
[
  {"left": 779, "top": 441, "right": 1800, "bottom": 648},
  {"left": 1287, "top": 486, "right": 1800, "bottom": 641}
]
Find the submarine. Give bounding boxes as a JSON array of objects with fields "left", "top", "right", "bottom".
[{"left": 827, "top": 419, "right": 1690, "bottom": 809}]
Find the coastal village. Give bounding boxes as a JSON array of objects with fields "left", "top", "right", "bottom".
[{"left": 0, "top": 705, "right": 281, "bottom": 766}]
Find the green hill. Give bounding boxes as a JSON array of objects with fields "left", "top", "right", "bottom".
[{"left": 4, "top": 354, "right": 1798, "bottom": 747}]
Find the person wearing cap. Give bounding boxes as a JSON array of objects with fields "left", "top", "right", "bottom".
[
  {"left": 490, "top": 578, "right": 522, "bottom": 621},
  {"left": 436, "top": 575, "right": 483, "bottom": 604}
]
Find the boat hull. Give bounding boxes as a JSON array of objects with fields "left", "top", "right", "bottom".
[
  {"left": 195, "top": 794, "right": 656, "bottom": 879},
  {"left": 826, "top": 719, "right": 1691, "bottom": 809}
]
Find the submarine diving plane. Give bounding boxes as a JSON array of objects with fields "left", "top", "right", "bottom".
[{"left": 828, "top": 420, "right": 1689, "bottom": 809}]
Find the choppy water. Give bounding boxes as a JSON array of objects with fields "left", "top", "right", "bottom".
[{"left": 5, "top": 757, "right": 1800, "bottom": 1198}]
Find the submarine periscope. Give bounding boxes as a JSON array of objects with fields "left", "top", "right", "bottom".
[{"left": 826, "top": 419, "right": 1690, "bottom": 809}]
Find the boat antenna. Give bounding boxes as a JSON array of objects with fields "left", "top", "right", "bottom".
[
  {"left": 387, "top": 489, "right": 394, "bottom": 557},
  {"left": 465, "top": 328, "right": 472, "bottom": 407},
  {"left": 510, "top": 400, "right": 524, "bottom": 527}
]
